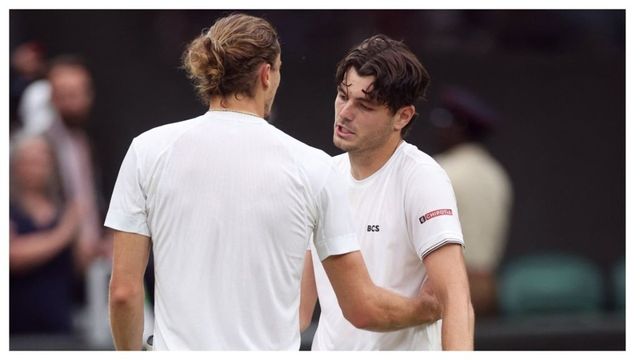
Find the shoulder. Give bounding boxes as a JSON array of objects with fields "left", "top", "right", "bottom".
[
  {"left": 437, "top": 143, "right": 511, "bottom": 188},
  {"left": 127, "top": 115, "right": 208, "bottom": 167},
  {"left": 267, "top": 128, "right": 343, "bottom": 195},
  {"left": 397, "top": 142, "right": 451, "bottom": 182},
  {"left": 269, "top": 126, "right": 334, "bottom": 167},
  {"left": 21, "top": 79, "right": 51, "bottom": 101},
  {"left": 134, "top": 116, "right": 203, "bottom": 150}
]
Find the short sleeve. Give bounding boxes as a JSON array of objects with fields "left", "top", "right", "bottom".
[
  {"left": 104, "top": 140, "right": 151, "bottom": 236},
  {"left": 312, "top": 167, "right": 360, "bottom": 261},
  {"left": 405, "top": 164, "right": 464, "bottom": 260}
]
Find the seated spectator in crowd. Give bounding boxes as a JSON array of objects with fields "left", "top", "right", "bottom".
[{"left": 9, "top": 134, "right": 80, "bottom": 334}]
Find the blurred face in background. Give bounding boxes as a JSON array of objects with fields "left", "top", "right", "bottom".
[
  {"left": 49, "top": 65, "right": 94, "bottom": 128},
  {"left": 13, "top": 137, "right": 55, "bottom": 193},
  {"left": 11, "top": 42, "right": 45, "bottom": 79}
]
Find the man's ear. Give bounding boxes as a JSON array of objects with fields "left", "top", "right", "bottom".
[
  {"left": 259, "top": 63, "right": 272, "bottom": 89},
  {"left": 394, "top": 105, "right": 416, "bottom": 132}
]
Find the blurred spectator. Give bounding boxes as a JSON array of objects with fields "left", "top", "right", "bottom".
[
  {"left": 13, "top": 55, "right": 113, "bottom": 344},
  {"left": 431, "top": 86, "right": 513, "bottom": 317},
  {"left": 10, "top": 41, "right": 47, "bottom": 133},
  {"left": 43, "top": 55, "right": 108, "bottom": 268},
  {"left": 9, "top": 134, "right": 80, "bottom": 334}
]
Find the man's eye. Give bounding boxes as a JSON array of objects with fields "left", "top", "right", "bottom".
[{"left": 360, "top": 104, "right": 373, "bottom": 111}]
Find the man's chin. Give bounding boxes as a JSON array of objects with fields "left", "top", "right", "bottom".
[{"left": 333, "top": 136, "right": 353, "bottom": 152}]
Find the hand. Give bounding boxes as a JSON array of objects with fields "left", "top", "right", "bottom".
[{"left": 418, "top": 276, "right": 442, "bottom": 324}]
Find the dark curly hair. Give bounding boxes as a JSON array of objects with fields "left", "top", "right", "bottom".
[{"left": 336, "top": 35, "right": 430, "bottom": 137}]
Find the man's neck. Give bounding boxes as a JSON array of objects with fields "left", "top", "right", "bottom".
[
  {"left": 348, "top": 137, "right": 403, "bottom": 180},
  {"left": 209, "top": 96, "right": 264, "bottom": 118}
]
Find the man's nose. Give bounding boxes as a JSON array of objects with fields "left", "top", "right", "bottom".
[{"left": 338, "top": 101, "right": 355, "bottom": 122}]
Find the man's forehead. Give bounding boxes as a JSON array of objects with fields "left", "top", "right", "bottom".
[
  {"left": 340, "top": 80, "right": 375, "bottom": 96},
  {"left": 50, "top": 67, "right": 91, "bottom": 84},
  {"left": 343, "top": 68, "right": 375, "bottom": 89},
  {"left": 339, "top": 81, "right": 378, "bottom": 103}
]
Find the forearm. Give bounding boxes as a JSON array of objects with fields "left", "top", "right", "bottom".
[
  {"left": 300, "top": 299, "right": 317, "bottom": 332},
  {"left": 358, "top": 285, "right": 439, "bottom": 332},
  {"left": 422, "top": 244, "right": 475, "bottom": 350},
  {"left": 441, "top": 297, "right": 475, "bottom": 350},
  {"left": 109, "top": 231, "right": 150, "bottom": 350},
  {"left": 109, "top": 286, "right": 145, "bottom": 350},
  {"left": 323, "top": 251, "right": 440, "bottom": 332}
]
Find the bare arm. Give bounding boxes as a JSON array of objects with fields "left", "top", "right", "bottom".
[
  {"left": 300, "top": 250, "right": 318, "bottom": 332},
  {"left": 9, "top": 203, "right": 79, "bottom": 274},
  {"left": 322, "top": 250, "right": 440, "bottom": 332},
  {"left": 423, "top": 243, "right": 474, "bottom": 350},
  {"left": 109, "top": 230, "right": 151, "bottom": 350}
]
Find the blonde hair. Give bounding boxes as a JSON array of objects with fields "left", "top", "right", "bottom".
[{"left": 182, "top": 13, "right": 280, "bottom": 104}]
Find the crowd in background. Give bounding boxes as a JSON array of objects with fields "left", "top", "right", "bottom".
[{"left": 9, "top": 43, "right": 115, "bottom": 346}]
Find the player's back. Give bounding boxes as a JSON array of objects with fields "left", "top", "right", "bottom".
[{"left": 130, "top": 111, "right": 332, "bottom": 349}]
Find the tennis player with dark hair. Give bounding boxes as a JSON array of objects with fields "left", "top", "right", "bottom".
[
  {"left": 106, "top": 14, "right": 440, "bottom": 350},
  {"left": 301, "top": 35, "right": 475, "bottom": 350}
]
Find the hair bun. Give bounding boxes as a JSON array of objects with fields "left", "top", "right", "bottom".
[
  {"left": 182, "top": 13, "right": 280, "bottom": 104},
  {"left": 184, "top": 35, "right": 225, "bottom": 95}
]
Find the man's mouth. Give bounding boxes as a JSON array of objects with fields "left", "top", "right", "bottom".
[{"left": 335, "top": 124, "right": 355, "bottom": 137}]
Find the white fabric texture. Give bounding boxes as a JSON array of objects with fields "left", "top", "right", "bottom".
[
  {"left": 105, "top": 111, "right": 359, "bottom": 350},
  {"left": 311, "top": 141, "right": 464, "bottom": 350}
]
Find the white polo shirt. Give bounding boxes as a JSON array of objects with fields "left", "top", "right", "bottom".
[
  {"left": 311, "top": 141, "right": 464, "bottom": 350},
  {"left": 105, "top": 111, "right": 359, "bottom": 350}
]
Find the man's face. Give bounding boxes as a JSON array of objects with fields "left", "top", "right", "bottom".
[
  {"left": 264, "top": 54, "right": 281, "bottom": 119},
  {"left": 49, "top": 65, "right": 94, "bottom": 128},
  {"left": 333, "top": 67, "right": 396, "bottom": 154}
]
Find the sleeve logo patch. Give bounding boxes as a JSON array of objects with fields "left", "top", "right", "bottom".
[{"left": 419, "top": 208, "right": 453, "bottom": 224}]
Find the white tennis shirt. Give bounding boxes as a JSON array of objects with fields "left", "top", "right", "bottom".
[
  {"left": 105, "top": 111, "right": 359, "bottom": 350},
  {"left": 311, "top": 141, "right": 464, "bottom": 350}
]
